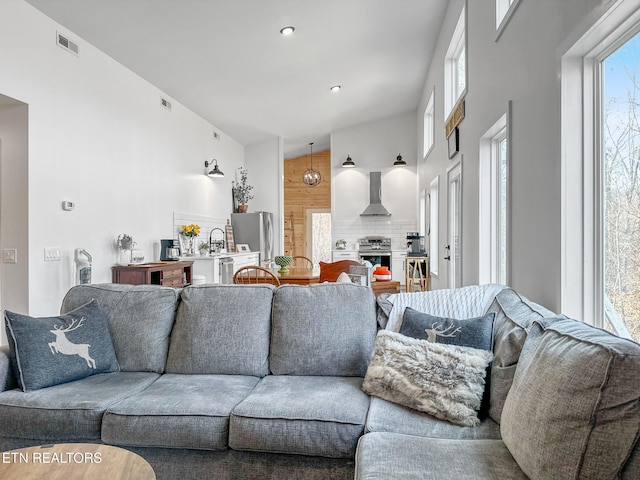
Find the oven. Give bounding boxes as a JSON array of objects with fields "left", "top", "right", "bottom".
[
  {"left": 358, "top": 236, "right": 392, "bottom": 269},
  {"left": 358, "top": 251, "right": 391, "bottom": 269}
]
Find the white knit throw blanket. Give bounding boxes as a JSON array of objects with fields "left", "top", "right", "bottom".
[{"left": 385, "top": 284, "right": 506, "bottom": 332}]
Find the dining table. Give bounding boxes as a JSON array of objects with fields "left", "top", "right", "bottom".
[{"left": 275, "top": 266, "right": 320, "bottom": 285}]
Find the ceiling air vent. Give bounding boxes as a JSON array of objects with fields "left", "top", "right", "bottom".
[
  {"left": 56, "top": 32, "right": 79, "bottom": 56},
  {"left": 160, "top": 98, "right": 172, "bottom": 111}
]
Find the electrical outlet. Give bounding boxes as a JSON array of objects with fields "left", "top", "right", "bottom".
[
  {"left": 44, "top": 247, "right": 61, "bottom": 261},
  {"left": 3, "top": 248, "right": 17, "bottom": 264}
]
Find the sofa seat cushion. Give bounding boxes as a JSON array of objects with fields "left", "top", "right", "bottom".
[
  {"left": 0, "top": 372, "right": 159, "bottom": 441},
  {"left": 166, "top": 285, "right": 274, "bottom": 376},
  {"left": 355, "top": 433, "right": 527, "bottom": 480},
  {"left": 61, "top": 284, "right": 180, "bottom": 373},
  {"left": 365, "top": 397, "right": 501, "bottom": 440},
  {"left": 230, "top": 376, "right": 370, "bottom": 458},
  {"left": 501, "top": 317, "right": 640, "bottom": 480},
  {"left": 270, "top": 283, "right": 377, "bottom": 376},
  {"left": 102, "top": 374, "right": 260, "bottom": 451}
]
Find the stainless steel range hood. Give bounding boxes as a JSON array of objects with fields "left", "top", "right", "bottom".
[{"left": 361, "top": 171, "right": 391, "bottom": 216}]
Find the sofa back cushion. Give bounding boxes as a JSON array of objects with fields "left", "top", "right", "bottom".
[
  {"left": 501, "top": 317, "right": 640, "bottom": 480},
  {"left": 484, "top": 288, "right": 558, "bottom": 422},
  {"left": 166, "top": 285, "right": 273, "bottom": 376},
  {"left": 270, "top": 283, "right": 377, "bottom": 376},
  {"left": 61, "top": 284, "right": 180, "bottom": 373}
]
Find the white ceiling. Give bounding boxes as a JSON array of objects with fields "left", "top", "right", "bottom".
[{"left": 25, "top": 0, "right": 448, "bottom": 159}]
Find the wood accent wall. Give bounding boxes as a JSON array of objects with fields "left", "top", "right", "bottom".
[{"left": 283, "top": 149, "right": 331, "bottom": 257}]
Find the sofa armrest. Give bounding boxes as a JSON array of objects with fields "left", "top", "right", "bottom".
[{"left": 0, "top": 345, "right": 16, "bottom": 392}]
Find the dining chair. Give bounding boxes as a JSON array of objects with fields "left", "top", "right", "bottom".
[
  {"left": 318, "top": 260, "right": 362, "bottom": 283},
  {"left": 292, "top": 255, "right": 313, "bottom": 268},
  {"left": 233, "top": 266, "right": 281, "bottom": 286}
]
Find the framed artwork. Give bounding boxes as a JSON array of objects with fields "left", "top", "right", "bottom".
[{"left": 236, "top": 244, "right": 250, "bottom": 252}]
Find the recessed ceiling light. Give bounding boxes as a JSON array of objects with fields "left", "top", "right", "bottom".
[
  {"left": 330, "top": 85, "right": 341, "bottom": 93},
  {"left": 280, "top": 26, "right": 295, "bottom": 36}
]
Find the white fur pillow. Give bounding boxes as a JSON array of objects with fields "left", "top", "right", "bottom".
[{"left": 362, "top": 330, "right": 493, "bottom": 426}]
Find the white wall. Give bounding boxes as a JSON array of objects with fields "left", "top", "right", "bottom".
[
  {"left": 331, "top": 111, "right": 418, "bottom": 250},
  {"left": 0, "top": 0, "right": 245, "bottom": 320},
  {"left": 416, "top": 0, "right": 605, "bottom": 309},
  {"left": 244, "top": 137, "right": 283, "bottom": 255}
]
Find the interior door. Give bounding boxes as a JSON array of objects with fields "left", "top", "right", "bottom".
[{"left": 447, "top": 161, "right": 462, "bottom": 288}]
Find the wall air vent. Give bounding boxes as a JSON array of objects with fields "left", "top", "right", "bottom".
[
  {"left": 56, "top": 32, "right": 79, "bottom": 56},
  {"left": 160, "top": 98, "right": 172, "bottom": 111}
]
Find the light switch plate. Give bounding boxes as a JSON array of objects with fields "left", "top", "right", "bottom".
[
  {"left": 44, "top": 247, "right": 61, "bottom": 261},
  {"left": 3, "top": 248, "right": 17, "bottom": 264}
]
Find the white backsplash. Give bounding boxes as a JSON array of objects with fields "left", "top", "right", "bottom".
[
  {"left": 173, "top": 212, "right": 228, "bottom": 249},
  {"left": 332, "top": 218, "right": 418, "bottom": 251}
]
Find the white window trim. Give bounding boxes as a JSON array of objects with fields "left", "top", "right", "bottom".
[
  {"left": 561, "top": 0, "right": 640, "bottom": 325},
  {"left": 447, "top": 161, "right": 462, "bottom": 288},
  {"left": 495, "top": 0, "right": 522, "bottom": 41},
  {"left": 479, "top": 103, "right": 511, "bottom": 285},
  {"left": 445, "top": 7, "right": 467, "bottom": 119},
  {"left": 423, "top": 88, "right": 435, "bottom": 159},
  {"left": 429, "top": 176, "right": 440, "bottom": 276}
]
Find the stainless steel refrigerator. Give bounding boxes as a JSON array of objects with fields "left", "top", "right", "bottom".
[{"left": 230, "top": 211, "right": 274, "bottom": 265}]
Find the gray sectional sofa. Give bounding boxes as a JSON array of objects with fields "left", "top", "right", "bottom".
[{"left": 0, "top": 282, "right": 638, "bottom": 480}]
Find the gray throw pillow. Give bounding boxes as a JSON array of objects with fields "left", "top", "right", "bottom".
[
  {"left": 400, "top": 308, "right": 495, "bottom": 351},
  {"left": 4, "top": 299, "right": 119, "bottom": 391},
  {"left": 363, "top": 330, "right": 493, "bottom": 427}
]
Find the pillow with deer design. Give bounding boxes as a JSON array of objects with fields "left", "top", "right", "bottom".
[
  {"left": 399, "top": 307, "right": 495, "bottom": 352},
  {"left": 4, "top": 299, "right": 119, "bottom": 391}
]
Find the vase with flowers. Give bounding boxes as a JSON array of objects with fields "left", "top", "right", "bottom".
[
  {"left": 180, "top": 224, "right": 200, "bottom": 256},
  {"left": 116, "top": 233, "right": 134, "bottom": 265},
  {"left": 232, "top": 167, "right": 254, "bottom": 213}
]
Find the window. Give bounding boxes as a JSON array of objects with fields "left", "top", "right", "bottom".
[
  {"left": 423, "top": 89, "right": 435, "bottom": 158},
  {"left": 429, "top": 177, "right": 439, "bottom": 276},
  {"left": 496, "top": 0, "right": 521, "bottom": 38},
  {"left": 447, "top": 163, "right": 462, "bottom": 288},
  {"left": 445, "top": 8, "right": 466, "bottom": 118},
  {"left": 561, "top": 0, "right": 640, "bottom": 341},
  {"left": 479, "top": 107, "right": 510, "bottom": 285},
  {"left": 601, "top": 32, "right": 640, "bottom": 340}
]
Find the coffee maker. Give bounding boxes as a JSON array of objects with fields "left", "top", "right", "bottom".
[
  {"left": 406, "top": 232, "right": 426, "bottom": 256},
  {"left": 160, "top": 239, "right": 180, "bottom": 261}
]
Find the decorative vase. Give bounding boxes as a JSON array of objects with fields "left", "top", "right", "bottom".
[
  {"left": 180, "top": 234, "right": 196, "bottom": 256},
  {"left": 238, "top": 204, "right": 248, "bottom": 213},
  {"left": 118, "top": 249, "right": 131, "bottom": 265},
  {"left": 274, "top": 255, "right": 293, "bottom": 273}
]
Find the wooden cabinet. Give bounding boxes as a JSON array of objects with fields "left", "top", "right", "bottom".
[{"left": 112, "top": 261, "right": 194, "bottom": 287}]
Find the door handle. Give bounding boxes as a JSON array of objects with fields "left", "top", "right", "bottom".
[{"left": 444, "top": 255, "right": 451, "bottom": 261}]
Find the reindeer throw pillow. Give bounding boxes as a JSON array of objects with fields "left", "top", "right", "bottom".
[
  {"left": 399, "top": 308, "right": 495, "bottom": 351},
  {"left": 4, "top": 299, "right": 119, "bottom": 391}
]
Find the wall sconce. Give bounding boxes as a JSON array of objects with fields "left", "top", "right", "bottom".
[
  {"left": 342, "top": 155, "right": 356, "bottom": 168},
  {"left": 205, "top": 159, "right": 224, "bottom": 177},
  {"left": 393, "top": 154, "right": 407, "bottom": 167}
]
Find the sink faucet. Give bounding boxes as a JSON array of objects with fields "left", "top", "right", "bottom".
[{"left": 209, "top": 228, "right": 225, "bottom": 253}]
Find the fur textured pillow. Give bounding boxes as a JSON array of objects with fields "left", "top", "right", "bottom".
[{"left": 363, "top": 330, "right": 493, "bottom": 426}]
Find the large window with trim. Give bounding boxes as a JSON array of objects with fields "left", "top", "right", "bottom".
[
  {"left": 423, "top": 89, "right": 435, "bottom": 158},
  {"left": 562, "top": 0, "right": 640, "bottom": 342}
]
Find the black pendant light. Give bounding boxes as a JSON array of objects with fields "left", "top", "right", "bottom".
[{"left": 302, "top": 142, "right": 322, "bottom": 187}]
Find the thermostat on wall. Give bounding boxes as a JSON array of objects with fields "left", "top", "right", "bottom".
[{"left": 62, "top": 201, "right": 75, "bottom": 211}]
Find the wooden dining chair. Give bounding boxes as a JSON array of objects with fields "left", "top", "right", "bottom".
[
  {"left": 318, "top": 260, "right": 362, "bottom": 283},
  {"left": 233, "top": 266, "right": 281, "bottom": 286},
  {"left": 292, "top": 255, "right": 313, "bottom": 268}
]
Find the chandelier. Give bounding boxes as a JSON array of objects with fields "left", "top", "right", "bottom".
[{"left": 302, "top": 142, "right": 322, "bottom": 187}]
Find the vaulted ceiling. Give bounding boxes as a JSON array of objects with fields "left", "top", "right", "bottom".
[{"left": 25, "top": 0, "right": 448, "bottom": 158}]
